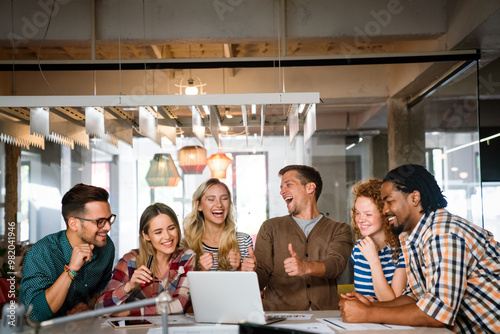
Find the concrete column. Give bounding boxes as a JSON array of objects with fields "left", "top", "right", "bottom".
[
  {"left": 371, "top": 134, "right": 388, "bottom": 179},
  {"left": 387, "top": 99, "right": 426, "bottom": 170}
]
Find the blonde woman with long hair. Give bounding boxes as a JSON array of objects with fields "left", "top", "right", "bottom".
[
  {"left": 346, "top": 179, "right": 407, "bottom": 302},
  {"left": 182, "top": 178, "right": 256, "bottom": 271},
  {"left": 96, "top": 203, "right": 195, "bottom": 315}
]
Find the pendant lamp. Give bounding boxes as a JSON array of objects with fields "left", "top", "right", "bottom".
[
  {"left": 145, "top": 153, "right": 181, "bottom": 187},
  {"left": 206, "top": 153, "right": 232, "bottom": 179},
  {"left": 178, "top": 146, "right": 207, "bottom": 174}
]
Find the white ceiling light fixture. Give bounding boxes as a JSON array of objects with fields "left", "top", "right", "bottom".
[
  {"left": 225, "top": 107, "right": 233, "bottom": 118},
  {"left": 443, "top": 132, "right": 500, "bottom": 155},
  {"left": 175, "top": 70, "right": 207, "bottom": 96},
  {"left": 0, "top": 92, "right": 320, "bottom": 148},
  {"left": 202, "top": 105, "right": 210, "bottom": 117},
  {"left": 346, "top": 136, "right": 363, "bottom": 150},
  {"left": 185, "top": 77, "right": 198, "bottom": 95},
  {"left": 297, "top": 103, "right": 306, "bottom": 114}
]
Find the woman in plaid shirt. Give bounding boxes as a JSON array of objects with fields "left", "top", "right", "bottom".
[{"left": 96, "top": 203, "right": 195, "bottom": 315}]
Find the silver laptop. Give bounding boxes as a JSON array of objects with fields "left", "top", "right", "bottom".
[{"left": 187, "top": 271, "right": 284, "bottom": 325}]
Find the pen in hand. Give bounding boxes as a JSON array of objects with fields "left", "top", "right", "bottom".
[{"left": 141, "top": 255, "right": 154, "bottom": 287}]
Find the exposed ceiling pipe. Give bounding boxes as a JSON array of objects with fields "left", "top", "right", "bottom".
[{"left": 0, "top": 50, "right": 479, "bottom": 72}]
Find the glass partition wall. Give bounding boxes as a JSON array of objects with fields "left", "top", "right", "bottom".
[
  {"left": 411, "top": 63, "right": 483, "bottom": 228},
  {"left": 478, "top": 58, "right": 500, "bottom": 240},
  {"left": 0, "top": 58, "right": 489, "bottom": 285}
]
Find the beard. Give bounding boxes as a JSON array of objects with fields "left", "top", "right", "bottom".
[
  {"left": 391, "top": 224, "right": 404, "bottom": 236},
  {"left": 79, "top": 223, "right": 107, "bottom": 247}
]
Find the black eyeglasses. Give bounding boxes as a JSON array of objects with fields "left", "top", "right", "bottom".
[{"left": 75, "top": 214, "right": 116, "bottom": 228}]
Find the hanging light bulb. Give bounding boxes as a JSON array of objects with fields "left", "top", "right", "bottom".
[{"left": 185, "top": 78, "right": 199, "bottom": 95}]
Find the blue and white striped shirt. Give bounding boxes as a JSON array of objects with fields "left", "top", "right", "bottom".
[{"left": 351, "top": 240, "right": 405, "bottom": 300}]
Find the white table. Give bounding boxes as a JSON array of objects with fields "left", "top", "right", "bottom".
[{"left": 31, "top": 311, "right": 453, "bottom": 334}]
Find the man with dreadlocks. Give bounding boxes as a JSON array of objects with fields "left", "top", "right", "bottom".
[{"left": 339, "top": 164, "right": 500, "bottom": 334}]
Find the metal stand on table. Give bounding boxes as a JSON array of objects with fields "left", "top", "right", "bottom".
[{"left": 0, "top": 292, "right": 172, "bottom": 334}]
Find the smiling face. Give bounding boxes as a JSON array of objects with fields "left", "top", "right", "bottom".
[
  {"left": 75, "top": 201, "right": 112, "bottom": 248},
  {"left": 143, "top": 214, "right": 179, "bottom": 259},
  {"left": 280, "top": 170, "right": 314, "bottom": 216},
  {"left": 381, "top": 182, "right": 419, "bottom": 235},
  {"left": 354, "top": 196, "right": 385, "bottom": 238},
  {"left": 197, "top": 183, "right": 230, "bottom": 226}
]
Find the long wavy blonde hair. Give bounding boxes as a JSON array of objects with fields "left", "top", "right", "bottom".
[
  {"left": 182, "top": 178, "right": 239, "bottom": 270},
  {"left": 136, "top": 203, "right": 181, "bottom": 278},
  {"left": 351, "top": 179, "right": 401, "bottom": 263}
]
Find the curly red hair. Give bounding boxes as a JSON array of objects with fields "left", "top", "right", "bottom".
[{"left": 351, "top": 179, "right": 400, "bottom": 262}]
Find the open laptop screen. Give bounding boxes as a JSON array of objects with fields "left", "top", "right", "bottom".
[{"left": 188, "top": 271, "right": 269, "bottom": 325}]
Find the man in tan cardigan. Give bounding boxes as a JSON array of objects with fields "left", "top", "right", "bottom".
[{"left": 255, "top": 165, "right": 353, "bottom": 311}]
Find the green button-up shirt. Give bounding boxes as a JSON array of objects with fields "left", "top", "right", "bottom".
[{"left": 19, "top": 230, "right": 115, "bottom": 322}]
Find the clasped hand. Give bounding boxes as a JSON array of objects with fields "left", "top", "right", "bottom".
[{"left": 339, "top": 292, "right": 373, "bottom": 323}]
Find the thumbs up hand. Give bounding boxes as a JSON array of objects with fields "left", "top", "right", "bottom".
[
  {"left": 284, "top": 243, "right": 307, "bottom": 276},
  {"left": 288, "top": 243, "right": 297, "bottom": 257},
  {"left": 241, "top": 246, "right": 257, "bottom": 272}
]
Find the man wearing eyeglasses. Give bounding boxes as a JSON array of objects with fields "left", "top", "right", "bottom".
[{"left": 19, "top": 183, "right": 116, "bottom": 322}]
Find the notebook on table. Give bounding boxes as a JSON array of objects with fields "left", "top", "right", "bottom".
[{"left": 187, "top": 271, "right": 284, "bottom": 325}]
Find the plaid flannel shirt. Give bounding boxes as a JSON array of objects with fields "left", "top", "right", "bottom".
[
  {"left": 96, "top": 248, "right": 195, "bottom": 315},
  {"left": 401, "top": 209, "right": 500, "bottom": 333}
]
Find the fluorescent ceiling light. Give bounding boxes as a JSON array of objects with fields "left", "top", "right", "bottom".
[{"left": 444, "top": 132, "right": 500, "bottom": 154}]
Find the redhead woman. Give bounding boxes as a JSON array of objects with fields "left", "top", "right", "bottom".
[
  {"left": 182, "top": 178, "right": 256, "bottom": 271},
  {"left": 96, "top": 203, "right": 195, "bottom": 315},
  {"left": 347, "top": 179, "right": 407, "bottom": 301}
]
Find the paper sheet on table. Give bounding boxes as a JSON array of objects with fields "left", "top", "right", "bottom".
[
  {"left": 318, "top": 318, "right": 413, "bottom": 331},
  {"left": 148, "top": 325, "right": 240, "bottom": 334},
  {"left": 271, "top": 323, "right": 335, "bottom": 333},
  {"left": 102, "top": 314, "right": 195, "bottom": 326},
  {"left": 265, "top": 313, "right": 313, "bottom": 320}
]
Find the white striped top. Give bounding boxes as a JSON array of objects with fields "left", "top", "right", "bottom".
[
  {"left": 351, "top": 240, "right": 405, "bottom": 300},
  {"left": 202, "top": 232, "right": 253, "bottom": 271}
]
